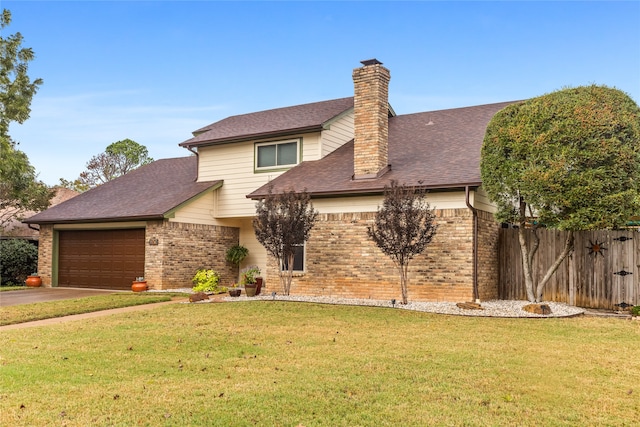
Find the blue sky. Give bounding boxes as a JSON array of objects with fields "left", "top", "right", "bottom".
[{"left": 6, "top": 0, "right": 640, "bottom": 186}]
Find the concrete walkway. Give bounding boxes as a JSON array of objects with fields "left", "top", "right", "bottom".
[
  {"left": 0, "top": 287, "right": 121, "bottom": 307},
  {"left": 0, "top": 299, "right": 186, "bottom": 331}
]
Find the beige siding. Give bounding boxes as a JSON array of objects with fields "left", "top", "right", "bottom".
[
  {"left": 169, "top": 191, "right": 218, "bottom": 225},
  {"left": 321, "top": 111, "right": 354, "bottom": 157},
  {"left": 312, "top": 191, "right": 475, "bottom": 214},
  {"left": 197, "top": 132, "right": 324, "bottom": 218},
  {"left": 472, "top": 186, "right": 497, "bottom": 213}
]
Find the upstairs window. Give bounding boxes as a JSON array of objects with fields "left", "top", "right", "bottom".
[{"left": 256, "top": 139, "right": 300, "bottom": 170}]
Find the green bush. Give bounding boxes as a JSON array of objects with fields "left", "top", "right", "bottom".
[
  {"left": 631, "top": 305, "right": 640, "bottom": 317},
  {"left": 191, "top": 269, "right": 226, "bottom": 294},
  {"left": 0, "top": 239, "right": 38, "bottom": 286}
]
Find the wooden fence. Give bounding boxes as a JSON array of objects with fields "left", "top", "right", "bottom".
[{"left": 499, "top": 228, "right": 639, "bottom": 309}]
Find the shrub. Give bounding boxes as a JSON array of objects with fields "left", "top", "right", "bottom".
[
  {"left": 631, "top": 305, "right": 640, "bottom": 317},
  {"left": 0, "top": 239, "right": 38, "bottom": 286},
  {"left": 191, "top": 269, "right": 226, "bottom": 294}
]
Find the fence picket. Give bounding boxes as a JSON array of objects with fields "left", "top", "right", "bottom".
[{"left": 499, "top": 228, "right": 639, "bottom": 309}]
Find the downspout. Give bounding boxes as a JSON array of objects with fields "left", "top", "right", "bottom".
[
  {"left": 185, "top": 146, "right": 199, "bottom": 181},
  {"left": 465, "top": 186, "right": 480, "bottom": 303}
]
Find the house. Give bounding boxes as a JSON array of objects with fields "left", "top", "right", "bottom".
[
  {"left": 26, "top": 59, "right": 513, "bottom": 301},
  {"left": 1, "top": 187, "right": 79, "bottom": 242}
]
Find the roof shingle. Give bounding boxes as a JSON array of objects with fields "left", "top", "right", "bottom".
[
  {"left": 180, "top": 97, "right": 354, "bottom": 147},
  {"left": 247, "top": 101, "right": 516, "bottom": 198},
  {"left": 25, "top": 157, "right": 220, "bottom": 224}
]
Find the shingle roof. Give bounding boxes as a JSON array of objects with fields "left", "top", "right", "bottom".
[
  {"left": 25, "top": 157, "right": 220, "bottom": 224},
  {"left": 180, "top": 97, "right": 354, "bottom": 148},
  {"left": 247, "top": 101, "right": 516, "bottom": 198}
]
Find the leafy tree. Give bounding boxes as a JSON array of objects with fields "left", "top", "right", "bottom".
[
  {"left": 481, "top": 85, "right": 640, "bottom": 302},
  {"left": 58, "top": 177, "right": 89, "bottom": 193},
  {"left": 0, "top": 9, "right": 43, "bottom": 141},
  {"left": 367, "top": 181, "right": 438, "bottom": 304},
  {"left": 0, "top": 239, "right": 38, "bottom": 285},
  {"left": 253, "top": 187, "right": 318, "bottom": 295},
  {"left": 0, "top": 8, "right": 52, "bottom": 230},
  {"left": 72, "top": 139, "right": 154, "bottom": 189}
]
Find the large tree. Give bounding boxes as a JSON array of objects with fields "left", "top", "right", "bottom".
[
  {"left": 0, "top": 8, "right": 52, "bottom": 230},
  {"left": 70, "top": 139, "right": 154, "bottom": 189},
  {"left": 367, "top": 181, "right": 438, "bottom": 304},
  {"left": 481, "top": 85, "right": 640, "bottom": 302},
  {"left": 253, "top": 187, "right": 318, "bottom": 296}
]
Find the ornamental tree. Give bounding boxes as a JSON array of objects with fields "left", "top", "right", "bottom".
[
  {"left": 481, "top": 85, "right": 640, "bottom": 302},
  {"left": 367, "top": 181, "right": 438, "bottom": 304},
  {"left": 253, "top": 187, "right": 318, "bottom": 295}
]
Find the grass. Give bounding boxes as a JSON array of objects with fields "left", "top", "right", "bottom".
[
  {"left": 1, "top": 301, "right": 639, "bottom": 426},
  {"left": 0, "top": 285, "right": 27, "bottom": 292},
  {"left": 0, "top": 293, "right": 176, "bottom": 326}
]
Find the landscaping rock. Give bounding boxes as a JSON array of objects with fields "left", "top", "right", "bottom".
[
  {"left": 456, "top": 302, "right": 483, "bottom": 310},
  {"left": 189, "top": 292, "right": 209, "bottom": 303},
  {"left": 522, "top": 304, "right": 552, "bottom": 315}
]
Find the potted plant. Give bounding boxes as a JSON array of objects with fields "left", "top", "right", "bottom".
[
  {"left": 241, "top": 265, "right": 261, "bottom": 297},
  {"left": 132, "top": 276, "right": 148, "bottom": 292},
  {"left": 226, "top": 244, "right": 249, "bottom": 266},
  {"left": 25, "top": 273, "right": 42, "bottom": 288},
  {"left": 228, "top": 283, "right": 242, "bottom": 297}
]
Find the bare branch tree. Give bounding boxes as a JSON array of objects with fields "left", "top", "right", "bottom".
[
  {"left": 367, "top": 181, "right": 438, "bottom": 304},
  {"left": 253, "top": 187, "right": 318, "bottom": 295}
]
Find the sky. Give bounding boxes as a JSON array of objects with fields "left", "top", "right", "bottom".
[{"left": 4, "top": 0, "right": 640, "bottom": 186}]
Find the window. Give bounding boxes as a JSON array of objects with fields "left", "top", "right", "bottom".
[
  {"left": 282, "top": 243, "right": 305, "bottom": 272},
  {"left": 256, "top": 139, "right": 299, "bottom": 169}
]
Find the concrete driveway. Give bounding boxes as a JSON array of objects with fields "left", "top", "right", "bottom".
[{"left": 0, "top": 287, "right": 121, "bottom": 307}]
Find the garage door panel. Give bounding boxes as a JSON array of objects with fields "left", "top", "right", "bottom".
[{"left": 58, "top": 229, "right": 145, "bottom": 290}]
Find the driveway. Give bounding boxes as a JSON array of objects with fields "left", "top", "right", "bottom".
[{"left": 0, "top": 287, "right": 121, "bottom": 307}]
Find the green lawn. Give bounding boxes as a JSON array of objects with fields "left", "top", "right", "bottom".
[
  {"left": 1, "top": 301, "right": 638, "bottom": 426},
  {"left": 0, "top": 293, "right": 176, "bottom": 326}
]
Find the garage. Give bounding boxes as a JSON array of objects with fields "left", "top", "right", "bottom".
[{"left": 57, "top": 229, "right": 145, "bottom": 290}]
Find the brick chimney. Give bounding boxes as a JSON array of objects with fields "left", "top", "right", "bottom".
[{"left": 352, "top": 58, "right": 391, "bottom": 179}]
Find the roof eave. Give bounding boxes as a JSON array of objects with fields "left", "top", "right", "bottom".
[
  {"left": 23, "top": 214, "right": 166, "bottom": 225},
  {"left": 247, "top": 182, "right": 482, "bottom": 200},
  {"left": 180, "top": 125, "right": 324, "bottom": 149}
]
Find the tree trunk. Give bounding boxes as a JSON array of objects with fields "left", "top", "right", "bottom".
[
  {"left": 534, "top": 231, "right": 574, "bottom": 302},
  {"left": 398, "top": 262, "right": 409, "bottom": 304},
  {"left": 518, "top": 224, "right": 575, "bottom": 302}
]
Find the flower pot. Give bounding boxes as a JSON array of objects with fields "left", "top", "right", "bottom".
[
  {"left": 255, "top": 277, "right": 263, "bottom": 296},
  {"left": 25, "top": 275, "right": 42, "bottom": 287},
  {"left": 131, "top": 281, "right": 148, "bottom": 292},
  {"left": 245, "top": 283, "right": 257, "bottom": 297},
  {"left": 229, "top": 288, "right": 241, "bottom": 297}
]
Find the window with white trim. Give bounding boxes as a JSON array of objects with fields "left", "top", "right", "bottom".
[
  {"left": 255, "top": 139, "right": 300, "bottom": 170},
  {"left": 282, "top": 243, "right": 305, "bottom": 272}
]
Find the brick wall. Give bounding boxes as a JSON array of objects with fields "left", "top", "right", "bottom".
[
  {"left": 264, "top": 208, "right": 494, "bottom": 302},
  {"left": 477, "top": 210, "right": 500, "bottom": 300},
  {"left": 145, "top": 220, "right": 239, "bottom": 290},
  {"left": 36, "top": 224, "right": 53, "bottom": 287}
]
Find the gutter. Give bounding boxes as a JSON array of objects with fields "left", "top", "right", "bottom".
[
  {"left": 185, "top": 146, "right": 199, "bottom": 181},
  {"left": 465, "top": 186, "right": 480, "bottom": 303}
]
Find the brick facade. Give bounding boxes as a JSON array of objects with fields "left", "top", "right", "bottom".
[
  {"left": 145, "top": 220, "right": 239, "bottom": 290},
  {"left": 353, "top": 61, "right": 390, "bottom": 177},
  {"left": 264, "top": 208, "right": 499, "bottom": 302},
  {"left": 36, "top": 224, "right": 54, "bottom": 287},
  {"left": 477, "top": 210, "right": 500, "bottom": 300}
]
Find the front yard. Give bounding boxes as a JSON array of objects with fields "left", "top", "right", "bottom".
[{"left": 1, "top": 301, "right": 638, "bottom": 426}]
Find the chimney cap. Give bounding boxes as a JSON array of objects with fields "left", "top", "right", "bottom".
[{"left": 360, "top": 58, "right": 382, "bottom": 66}]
